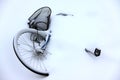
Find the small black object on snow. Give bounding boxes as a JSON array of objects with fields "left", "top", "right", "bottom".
[
  {"left": 94, "top": 48, "right": 101, "bottom": 57},
  {"left": 85, "top": 48, "right": 101, "bottom": 57},
  {"left": 56, "top": 13, "right": 74, "bottom": 16}
]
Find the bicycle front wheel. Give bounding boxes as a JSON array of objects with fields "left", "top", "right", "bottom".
[{"left": 13, "top": 29, "right": 50, "bottom": 76}]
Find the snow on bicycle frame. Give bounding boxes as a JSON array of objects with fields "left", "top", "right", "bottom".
[{"left": 28, "top": 6, "right": 52, "bottom": 51}]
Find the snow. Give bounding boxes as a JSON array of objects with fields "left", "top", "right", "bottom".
[{"left": 0, "top": 0, "right": 120, "bottom": 80}]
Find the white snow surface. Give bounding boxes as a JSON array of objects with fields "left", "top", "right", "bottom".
[{"left": 1, "top": 0, "right": 120, "bottom": 80}]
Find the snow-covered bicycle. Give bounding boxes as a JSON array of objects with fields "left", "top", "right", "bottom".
[{"left": 13, "top": 6, "right": 52, "bottom": 76}]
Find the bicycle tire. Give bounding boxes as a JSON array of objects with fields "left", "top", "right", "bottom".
[{"left": 13, "top": 28, "right": 50, "bottom": 76}]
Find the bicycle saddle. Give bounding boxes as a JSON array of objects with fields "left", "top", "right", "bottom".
[{"left": 28, "top": 6, "right": 52, "bottom": 31}]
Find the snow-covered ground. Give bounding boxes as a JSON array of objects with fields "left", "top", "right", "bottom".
[{"left": 1, "top": 0, "right": 120, "bottom": 80}]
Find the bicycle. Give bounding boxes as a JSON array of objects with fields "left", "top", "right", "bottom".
[{"left": 13, "top": 6, "right": 52, "bottom": 76}]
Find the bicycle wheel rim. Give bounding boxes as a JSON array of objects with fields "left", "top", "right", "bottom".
[{"left": 13, "top": 29, "right": 49, "bottom": 76}]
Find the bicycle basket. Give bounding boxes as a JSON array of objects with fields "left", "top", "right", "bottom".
[{"left": 28, "top": 6, "right": 52, "bottom": 31}]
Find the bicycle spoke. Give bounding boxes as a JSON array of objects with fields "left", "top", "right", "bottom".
[
  {"left": 18, "top": 40, "right": 33, "bottom": 49},
  {"left": 20, "top": 51, "right": 33, "bottom": 56},
  {"left": 18, "top": 45, "right": 33, "bottom": 51}
]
